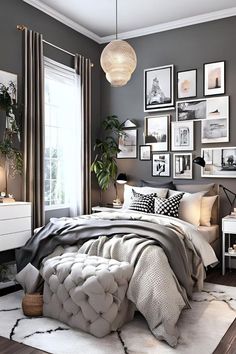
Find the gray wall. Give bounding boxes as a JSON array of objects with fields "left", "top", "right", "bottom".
[
  {"left": 100, "top": 16, "right": 236, "bottom": 216},
  {"left": 0, "top": 0, "right": 101, "bottom": 208}
]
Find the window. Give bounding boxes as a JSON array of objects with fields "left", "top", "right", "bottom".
[{"left": 44, "top": 58, "right": 81, "bottom": 214}]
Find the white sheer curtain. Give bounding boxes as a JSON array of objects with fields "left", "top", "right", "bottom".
[{"left": 44, "top": 57, "right": 82, "bottom": 216}]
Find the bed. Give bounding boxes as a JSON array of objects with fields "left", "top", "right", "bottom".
[{"left": 15, "top": 182, "right": 220, "bottom": 348}]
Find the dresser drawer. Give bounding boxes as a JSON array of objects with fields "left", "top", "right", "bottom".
[
  {"left": 0, "top": 218, "right": 31, "bottom": 236},
  {"left": 0, "top": 231, "right": 31, "bottom": 251},
  {"left": 222, "top": 220, "right": 236, "bottom": 233},
  {"left": 0, "top": 204, "right": 31, "bottom": 220}
]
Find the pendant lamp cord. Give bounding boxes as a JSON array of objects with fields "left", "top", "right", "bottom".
[{"left": 116, "top": 0, "right": 118, "bottom": 39}]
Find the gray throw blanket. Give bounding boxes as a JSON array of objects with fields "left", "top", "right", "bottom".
[{"left": 16, "top": 217, "right": 193, "bottom": 296}]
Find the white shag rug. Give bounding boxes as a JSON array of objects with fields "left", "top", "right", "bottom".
[{"left": 0, "top": 283, "right": 235, "bottom": 354}]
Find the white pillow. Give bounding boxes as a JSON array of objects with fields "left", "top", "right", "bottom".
[
  {"left": 169, "top": 190, "right": 207, "bottom": 226},
  {"left": 123, "top": 184, "right": 168, "bottom": 209}
]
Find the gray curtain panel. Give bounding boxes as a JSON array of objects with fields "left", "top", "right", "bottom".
[
  {"left": 23, "top": 29, "right": 45, "bottom": 229},
  {"left": 74, "top": 54, "right": 92, "bottom": 215}
]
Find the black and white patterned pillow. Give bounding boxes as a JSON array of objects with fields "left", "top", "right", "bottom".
[
  {"left": 129, "top": 189, "right": 156, "bottom": 213},
  {"left": 154, "top": 193, "right": 184, "bottom": 218}
]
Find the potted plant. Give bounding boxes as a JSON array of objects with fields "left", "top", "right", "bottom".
[
  {"left": 0, "top": 81, "right": 23, "bottom": 195},
  {"left": 91, "top": 115, "right": 125, "bottom": 202}
]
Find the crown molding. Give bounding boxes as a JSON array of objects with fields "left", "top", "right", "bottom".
[
  {"left": 22, "top": 1, "right": 236, "bottom": 45},
  {"left": 101, "top": 7, "right": 236, "bottom": 43},
  {"left": 22, "top": 0, "right": 102, "bottom": 43}
]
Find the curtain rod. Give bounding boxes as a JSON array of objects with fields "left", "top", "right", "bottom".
[{"left": 17, "top": 24, "right": 94, "bottom": 67}]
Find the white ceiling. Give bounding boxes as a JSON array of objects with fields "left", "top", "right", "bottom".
[{"left": 23, "top": 0, "right": 236, "bottom": 43}]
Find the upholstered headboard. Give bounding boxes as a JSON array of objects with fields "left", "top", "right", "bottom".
[{"left": 175, "top": 183, "right": 219, "bottom": 225}]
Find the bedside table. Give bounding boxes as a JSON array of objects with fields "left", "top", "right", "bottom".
[
  {"left": 222, "top": 216, "right": 236, "bottom": 275},
  {"left": 92, "top": 205, "right": 123, "bottom": 213}
]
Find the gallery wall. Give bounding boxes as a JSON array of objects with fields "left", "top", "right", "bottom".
[
  {"left": 0, "top": 0, "right": 101, "bottom": 209},
  {"left": 100, "top": 16, "right": 236, "bottom": 216}
]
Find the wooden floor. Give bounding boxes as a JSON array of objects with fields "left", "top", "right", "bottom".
[
  {"left": 0, "top": 267, "right": 235, "bottom": 353},
  {"left": 0, "top": 336, "right": 48, "bottom": 354}
]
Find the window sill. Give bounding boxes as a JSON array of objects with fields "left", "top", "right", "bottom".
[{"left": 45, "top": 205, "right": 70, "bottom": 211}]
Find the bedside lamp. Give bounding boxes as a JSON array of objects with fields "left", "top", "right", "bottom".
[
  {"left": 113, "top": 173, "right": 127, "bottom": 208},
  {"left": 193, "top": 156, "right": 205, "bottom": 167}
]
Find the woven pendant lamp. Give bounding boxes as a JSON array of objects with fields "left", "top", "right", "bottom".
[{"left": 100, "top": 0, "right": 137, "bottom": 87}]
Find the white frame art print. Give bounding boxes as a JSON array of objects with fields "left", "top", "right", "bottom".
[
  {"left": 152, "top": 153, "right": 170, "bottom": 177},
  {"left": 202, "top": 96, "right": 229, "bottom": 144},
  {"left": 201, "top": 147, "right": 236, "bottom": 178},
  {"left": 0, "top": 70, "right": 17, "bottom": 103},
  {"left": 177, "top": 69, "right": 197, "bottom": 99},
  {"left": 144, "top": 115, "right": 169, "bottom": 152},
  {"left": 173, "top": 153, "right": 193, "bottom": 179},
  {"left": 171, "top": 121, "right": 194, "bottom": 151},
  {"left": 204, "top": 61, "right": 225, "bottom": 96},
  {"left": 144, "top": 64, "right": 174, "bottom": 112},
  {"left": 117, "top": 129, "right": 137, "bottom": 159},
  {"left": 176, "top": 98, "right": 207, "bottom": 121}
]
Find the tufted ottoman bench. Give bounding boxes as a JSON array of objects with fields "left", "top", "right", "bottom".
[{"left": 41, "top": 253, "right": 134, "bottom": 337}]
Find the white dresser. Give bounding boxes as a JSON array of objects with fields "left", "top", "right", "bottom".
[
  {"left": 222, "top": 216, "right": 236, "bottom": 275},
  {"left": 0, "top": 202, "right": 32, "bottom": 252}
]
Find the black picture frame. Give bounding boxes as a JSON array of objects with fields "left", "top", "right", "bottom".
[
  {"left": 177, "top": 69, "right": 197, "bottom": 99},
  {"left": 144, "top": 115, "right": 170, "bottom": 151},
  {"left": 117, "top": 128, "right": 137, "bottom": 159},
  {"left": 203, "top": 60, "right": 226, "bottom": 97},
  {"left": 139, "top": 145, "right": 151, "bottom": 161},
  {"left": 152, "top": 153, "right": 171, "bottom": 177},
  {"left": 144, "top": 64, "right": 174, "bottom": 112}
]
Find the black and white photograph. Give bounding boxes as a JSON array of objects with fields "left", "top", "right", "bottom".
[
  {"left": 204, "top": 61, "right": 225, "bottom": 96},
  {"left": 152, "top": 153, "right": 170, "bottom": 177},
  {"left": 177, "top": 69, "right": 197, "bottom": 99},
  {"left": 144, "top": 115, "right": 169, "bottom": 151},
  {"left": 207, "top": 96, "right": 229, "bottom": 119},
  {"left": 176, "top": 99, "right": 207, "bottom": 121},
  {"left": 202, "top": 147, "right": 236, "bottom": 178},
  {"left": 201, "top": 118, "right": 229, "bottom": 143},
  {"left": 144, "top": 64, "right": 174, "bottom": 112},
  {"left": 173, "top": 153, "right": 192, "bottom": 179},
  {"left": 139, "top": 145, "right": 151, "bottom": 160},
  {"left": 117, "top": 129, "right": 137, "bottom": 159},
  {"left": 171, "top": 121, "right": 194, "bottom": 151},
  {"left": 0, "top": 70, "right": 17, "bottom": 104}
]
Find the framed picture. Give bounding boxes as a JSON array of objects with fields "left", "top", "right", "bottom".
[
  {"left": 0, "top": 70, "right": 17, "bottom": 103},
  {"left": 144, "top": 64, "right": 174, "bottom": 112},
  {"left": 202, "top": 147, "right": 236, "bottom": 178},
  {"left": 177, "top": 69, "right": 197, "bottom": 99},
  {"left": 173, "top": 153, "right": 192, "bottom": 179},
  {"left": 117, "top": 129, "right": 137, "bottom": 159},
  {"left": 144, "top": 115, "right": 169, "bottom": 151},
  {"left": 206, "top": 96, "right": 229, "bottom": 119},
  {"left": 171, "top": 121, "right": 194, "bottom": 151},
  {"left": 204, "top": 61, "right": 225, "bottom": 96},
  {"left": 139, "top": 145, "right": 151, "bottom": 160},
  {"left": 202, "top": 96, "right": 229, "bottom": 144},
  {"left": 176, "top": 99, "right": 207, "bottom": 121},
  {"left": 152, "top": 153, "right": 170, "bottom": 177},
  {"left": 201, "top": 118, "right": 229, "bottom": 144}
]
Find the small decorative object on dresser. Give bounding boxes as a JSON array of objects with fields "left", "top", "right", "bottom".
[
  {"left": 222, "top": 216, "right": 236, "bottom": 275},
  {"left": 204, "top": 61, "right": 225, "bottom": 96}
]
